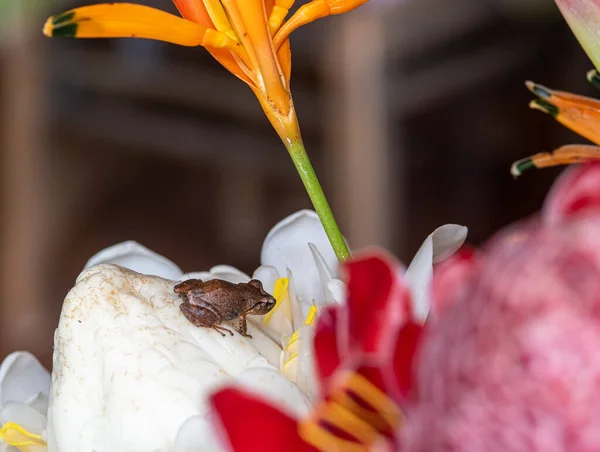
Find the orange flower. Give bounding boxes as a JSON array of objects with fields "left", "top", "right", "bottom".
[
  {"left": 511, "top": 76, "right": 600, "bottom": 176},
  {"left": 43, "top": 0, "right": 367, "bottom": 143}
]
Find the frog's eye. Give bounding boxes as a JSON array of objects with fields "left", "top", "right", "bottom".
[{"left": 248, "top": 279, "right": 264, "bottom": 290}]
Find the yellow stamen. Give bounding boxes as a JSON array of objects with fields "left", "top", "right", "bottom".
[
  {"left": 284, "top": 351, "right": 299, "bottom": 367},
  {"left": 0, "top": 422, "right": 46, "bottom": 449},
  {"left": 202, "top": 0, "right": 239, "bottom": 42},
  {"left": 298, "top": 371, "right": 403, "bottom": 452},
  {"left": 268, "top": 0, "right": 296, "bottom": 35},
  {"left": 299, "top": 420, "right": 368, "bottom": 452},
  {"left": 285, "top": 305, "right": 317, "bottom": 351},
  {"left": 340, "top": 372, "right": 403, "bottom": 429},
  {"left": 304, "top": 305, "right": 317, "bottom": 326},
  {"left": 262, "top": 277, "right": 289, "bottom": 325}
]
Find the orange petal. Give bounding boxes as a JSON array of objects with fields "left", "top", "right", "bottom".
[
  {"left": 511, "top": 144, "right": 600, "bottom": 177},
  {"left": 268, "top": 0, "right": 295, "bottom": 35},
  {"left": 526, "top": 81, "right": 600, "bottom": 146},
  {"left": 225, "top": 0, "right": 290, "bottom": 115},
  {"left": 43, "top": 3, "right": 235, "bottom": 49},
  {"left": 277, "top": 38, "right": 292, "bottom": 86},
  {"left": 172, "top": 0, "right": 213, "bottom": 27},
  {"left": 274, "top": 0, "right": 368, "bottom": 49}
]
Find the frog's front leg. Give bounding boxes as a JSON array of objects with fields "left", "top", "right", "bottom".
[
  {"left": 180, "top": 303, "right": 234, "bottom": 337},
  {"left": 236, "top": 313, "right": 252, "bottom": 339}
]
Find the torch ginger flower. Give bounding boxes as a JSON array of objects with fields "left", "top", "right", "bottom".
[
  {"left": 42, "top": 0, "right": 373, "bottom": 261},
  {"left": 401, "top": 162, "right": 600, "bottom": 451}
]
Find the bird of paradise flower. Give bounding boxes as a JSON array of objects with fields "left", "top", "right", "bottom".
[{"left": 43, "top": 0, "right": 369, "bottom": 261}]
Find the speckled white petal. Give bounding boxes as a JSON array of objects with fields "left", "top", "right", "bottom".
[
  {"left": 0, "top": 402, "right": 46, "bottom": 435},
  {"left": 405, "top": 224, "right": 468, "bottom": 322},
  {"left": 0, "top": 352, "right": 50, "bottom": 406},
  {"left": 47, "top": 264, "right": 273, "bottom": 452},
  {"left": 261, "top": 210, "right": 341, "bottom": 307},
  {"left": 173, "top": 415, "right": 223, "bottom": 452},
  {"left": 84, "top": 241, "right": 183, "bottom": 280},
  {"left": 327, "top": 279, "right": 346, "bottom": 305},
  {"left": 236, "top": 366, "right": 311, "bottom": 418}
]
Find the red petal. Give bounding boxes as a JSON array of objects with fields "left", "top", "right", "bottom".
[
  {"left": 314, "top": 306, "right": 342, "bottom": 387},
  {"left": 210, "top": 388, "right": 317, "bottom": 452},
  {"left": 341, "top": 251, "right": 411, "bottom": 360},
  {"left": 390, "top": 321, "right": 423, "bottom": 399},
  {"left": 543, "top": 162, "right": 600, "bottom": 225}
]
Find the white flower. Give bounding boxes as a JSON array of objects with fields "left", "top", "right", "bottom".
[
  {"left": 0, "top": 352, "right": 50, "bottom": 452},
  {"left": 46, "top": 209, "right": 467, "bottom": 452}
]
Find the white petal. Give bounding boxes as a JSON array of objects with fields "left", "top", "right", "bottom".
[
  {"left": 173, "top": 416, "right": 224, "bottom": 452},
  {"left": 27, "top": 393, "right": 48, "bottom": 417},
  {"left": 236, "top": 366, "right": 310, "bottom": 418},
  {"left": 84, "top": 241, "right": 183, "bottom": 280},
  {"left": 251, "top": 265, "right": 280, "bottom": 295},
  {"left": 326, "top": 279, "right": 347, "bottom": 305},
  {"left": 430, "top": 224, "right": 468, "bottom": 263},
  {"left": 0, "top": 401, "right": 46, "bottom": 435},
  {"left": 405, "top": 224, "right": 468, "bottom": 323},
  {"left": 308, "top": 243, "right": 335, "bottom": 307},
  {"left": 180, "top": 266, "right": 250, "bottom": 284},
  {"left": 261, "top": 210, "right": 342, "bottom": 307},
  {"left": 0, "top": 352, "right": 50, "bottom": 405},
  {"left": 48, "top": 264, "right": 271, "bottom": 452}
]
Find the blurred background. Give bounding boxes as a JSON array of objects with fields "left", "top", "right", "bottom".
[{"left": 0, "top": 0, "right": 594, "bottom": 366}]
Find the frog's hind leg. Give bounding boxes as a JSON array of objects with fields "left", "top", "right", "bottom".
[
  {"left": 180, "top": 303, "right": 233, "bottom": 337},
  {"left": 236, "top": 314, "right": 252, "bottom": 339},
  {"left": 212, "top": 324, "right": 235, "bottom": 337}
]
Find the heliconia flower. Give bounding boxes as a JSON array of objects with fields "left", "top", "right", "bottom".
[
  {"left": 511, "top": 79, "right": 600, "bottom": 176},
  {"left": 210, "top": 252, "right": 423, "bottom": 452},
  {"left": 401, "top": 162, "right": 600, "bottom": 451},
  {"left": 41, "top": 2, "right": 368, "bottom": 263},
  {"left": 43, "top": 0, "right": 371, "bottom": 142},
  {"left": 0, "top": 352, "right": 51, "bottom": 452}
]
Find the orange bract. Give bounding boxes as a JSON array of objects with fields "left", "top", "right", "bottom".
[{"left": 44, "top": 0, "right": 369, "bottom": 142}]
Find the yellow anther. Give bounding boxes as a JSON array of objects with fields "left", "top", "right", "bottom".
[
  {"left": 284, "top": 351, "right": 299, "bottom": 368},
  {"left": 286, "top": 329, "right": 300, "bottom": 350},
  {"left": 338, "top": 372, "right": 403, "bottom": 429},
  {"left": 298, "top": 416, "right": 368, "bottom": 452},
  {"left": 0, "top": 422, "right": 46, "bottom": 449},
  {"left": 304, "top": 305, "right": 317, "bottom": 326},
  {"left": 262, "top": 277, "right": 289, "bottom": 325}
]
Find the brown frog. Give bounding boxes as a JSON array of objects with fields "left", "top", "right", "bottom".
[{"left": 174, "top": 278, "right": 276, "bottom": 338}]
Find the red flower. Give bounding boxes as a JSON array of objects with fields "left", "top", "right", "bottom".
[
  {"left": 210, "top": 252, "right": 424, "bottom": 451},
  {"left": 403, "top": 162, "right": 600, "bottom": 451}
]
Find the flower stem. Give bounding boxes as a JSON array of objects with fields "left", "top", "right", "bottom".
[{"left": 285, "top": 138, "right": 351, "bottom": 262}]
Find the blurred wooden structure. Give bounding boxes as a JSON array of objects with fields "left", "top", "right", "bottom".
[{"left": 0, "top": 0, "right": 589, "bottom": 364}]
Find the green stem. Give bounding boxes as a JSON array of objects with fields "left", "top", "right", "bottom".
[{"left": 285, "top": 139, "right": 351, "bottom": 262}]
